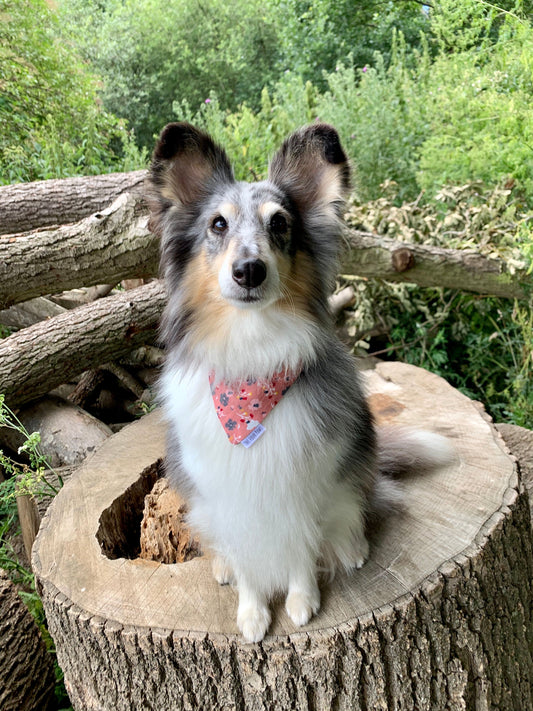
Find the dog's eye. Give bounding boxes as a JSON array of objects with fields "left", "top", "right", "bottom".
[
  {"left": 270, "top": 213, "right": 288, "bottom": 234},
  {"left": 211, "top": 216, "right": 228, "bottom": 234}
]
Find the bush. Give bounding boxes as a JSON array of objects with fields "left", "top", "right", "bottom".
[
  {"left": 417, "top": 20, "right": 533, "bottom": 202},
  {"left": 343, "top": 183, "right": 533, "bottom": 428},
  {"left": 0, "top": 0, "right": 146, "bottom": 184},
  {"left": 59, "top": 0, "right": 281, "bottom": 149},
  {"left": 169, "top": 5, "right": 533, "bottom": 208}
]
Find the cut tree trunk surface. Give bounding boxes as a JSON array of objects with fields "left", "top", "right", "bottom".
[{"left": 32, "top": 362, "right": 533, "bottom": 711}]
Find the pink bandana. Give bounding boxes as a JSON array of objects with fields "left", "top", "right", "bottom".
[{"left": 209, "top": 370, "right": 300, "bottom": 445}]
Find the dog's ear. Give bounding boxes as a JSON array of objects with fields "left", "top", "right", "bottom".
[
  {"left": 268, "top": 124, "right": 350, "bottom": 221},
  {"left": 147, "top": 122, "right": 234, "bottom": 233}
]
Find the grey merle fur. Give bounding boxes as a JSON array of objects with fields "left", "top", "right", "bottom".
[{"left": 148, "top": 121, "right": 393, "bottom": 525}]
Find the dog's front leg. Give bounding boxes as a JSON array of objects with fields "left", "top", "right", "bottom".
[
  {"left": 285, "top": 566, "right": 320, "bottom": 628},
  {"left": 236, "top": 577, "right": 271, "bottom": 643}
]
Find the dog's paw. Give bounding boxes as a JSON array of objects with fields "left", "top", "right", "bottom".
[
  {"left": 285, "top": 588, "right": 320, "bottom": 627},
  {"left": 212, "top": 556, "right": 235, "bottom": 585},
  {"left": 353, "top": 536, "right": 370, "bottom": 570},
  {"left": 237, "top": 604, "right": 271, "bottom": 643}
]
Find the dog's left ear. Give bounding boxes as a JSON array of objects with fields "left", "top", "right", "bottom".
[
  {"left": 268, "top": 124, "right": 350, "bottom": 221},
  {"left": 147, "top": 122, "right": 234, "bottom": 234}
]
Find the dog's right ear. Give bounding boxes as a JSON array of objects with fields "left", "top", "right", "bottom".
[{"left": 147, "top": 122, "right": 234, "bottom": 234}]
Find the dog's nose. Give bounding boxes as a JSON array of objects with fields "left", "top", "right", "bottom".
[{"left": 232, "top": 258, "right": 267, "bottom": 289}]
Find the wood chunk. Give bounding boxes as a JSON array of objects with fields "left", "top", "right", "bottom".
[{"left": 139, "top": 478, "right": 202, "bottom": 564}]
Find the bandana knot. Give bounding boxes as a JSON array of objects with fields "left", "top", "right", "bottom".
[{"left": 209, "top": 369, "right": 300, "bottom": 445}]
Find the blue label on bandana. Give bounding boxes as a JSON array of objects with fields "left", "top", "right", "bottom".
[{"left": 241, "top": 424, "right": 266, "bottom": 448}]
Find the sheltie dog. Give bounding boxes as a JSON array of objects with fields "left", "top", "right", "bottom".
[{"left": 147, "top": 122, "right": 451, "bottom": 643}]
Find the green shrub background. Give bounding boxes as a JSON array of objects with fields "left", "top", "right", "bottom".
[{"left": 2, "top": 0, "right": 532, "bottom": 427}]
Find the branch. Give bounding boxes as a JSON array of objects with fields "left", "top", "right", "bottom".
[
  {"left": 342, "top": 230, "right": 530, "bottom": 300},
  {"left": 0, "top": 170, "right": 147, "bottom": 235}
]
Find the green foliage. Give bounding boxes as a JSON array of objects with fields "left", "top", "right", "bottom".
[
  {"left": 386, "top": 291, "right": 532, "bottom": 426},
  {"left": 168, "top": 4, "right": 533, "bottom": 208},
  {"left": 0, "top": 0, "right": 146, "bottom": 184},
  {"left": 345, "top": 180, "right": 532, "bottom": 266},
  {"left": 0, "top": 395, "right": 62, "bottom": 498},
  {"left": 268, "top": 0, "right": 430, "bottom": 83},
  {"left": 173, "top": 75, "right": 320, "bottom": 181},
  {"left": 57, "top": 0, "right": 434, "bottom": 150},
  {"left": 59, "top": 0, "right": 281, "bottom": 149},
  {"left": 418, "top": 17, "right": 533, "bottom": 201}
]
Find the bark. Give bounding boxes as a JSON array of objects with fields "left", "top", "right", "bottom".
[
  {"left": 0, "top": 281, "right": 165, "bottom": 408},
  {"left": 0, "top": 170, "right": 146, "bottom": 235},
  {"left": 67, "top": 370, "right": 106, "bottom": 409},
  {"left": 496, "top": 423, "right": 533, "bottom": 523},
  {"left": 342, "top": 229, "right": 530, "bottom": 299},
  {"left": 0, "top": 193, "right": 158, "bottom": 309},
  {"left": 32, "top": 363, "right": 533, "bottom": 710},
  {"left": 0, "top": 570, "right": 56, "bottom": 711}
]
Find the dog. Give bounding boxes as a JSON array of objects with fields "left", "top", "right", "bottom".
[{"left": 146, "top": 122, "right": 452, "bottom": 643}]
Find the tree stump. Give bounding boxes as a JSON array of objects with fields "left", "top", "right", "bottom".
[{"left": 32, "top": 362, "right": 533, "bottom": 710}]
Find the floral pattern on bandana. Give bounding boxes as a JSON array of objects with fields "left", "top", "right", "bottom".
[{"left": 209, "top": 370, "right": 300, "bottom": 444}]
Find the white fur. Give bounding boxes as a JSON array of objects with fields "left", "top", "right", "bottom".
[
  {"left": 186, "top": 303, "right": 321, "bottom": 382},
  {"left": 404, "top": 430, "right": 456, "bottom": 467}
]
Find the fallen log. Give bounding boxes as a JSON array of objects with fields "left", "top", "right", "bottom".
[
  {"left": 0, "top": 296, "right": 66, "bottom": 330},
  {"left": 32, "top": 362, "right": 533, "bottom": 710},
  {"left": 0, "top": 281, "right": 165, "bottom": 408},
  {"left": 0, "top": 193, "right": 157, "bottom": 309},
  {"left": 343, "top": 229, "right": 530, "bottom": 300},
  {"left": 0, "top": 170, "right": 147, "bottom": 235}
]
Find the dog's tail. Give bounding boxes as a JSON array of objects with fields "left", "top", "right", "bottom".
[{"left": 370, "top": 427, "right": 456, "bottom": 517}]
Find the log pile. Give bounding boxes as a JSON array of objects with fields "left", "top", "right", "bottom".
[{"left": 1, "top": 172, "right": 530, "bottom": 414}]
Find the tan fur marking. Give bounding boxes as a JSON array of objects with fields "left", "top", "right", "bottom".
[
  {"left": 317, "top": 163, "right": 345, "bottom": 205},
  {"left": 217, "top": 202, "right": 239, "bottom": 220},
  {"left": 258, "top": 201, "right": 285, "bottom": 221},
  {"left": 182, "top": 247, "right": 237, "bottom": 349},
  {"left": 277, "top": 251, "right": 316, "bottom": 318}
]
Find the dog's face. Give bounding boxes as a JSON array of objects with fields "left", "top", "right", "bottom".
[
  {"left": 147, "top": 122, "right": 350, "bottom": 327},
  {"left": 182, "top": 179, "right": 294, "bottom": 310}
]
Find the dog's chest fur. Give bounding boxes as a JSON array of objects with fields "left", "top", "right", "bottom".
[{"left": 162, "top": 365, "right": 342, "bottom": 591}]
